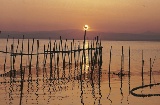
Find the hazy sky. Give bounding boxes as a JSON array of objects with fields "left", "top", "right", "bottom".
[{"left": 0, "top": 0, "right": 160, "bottom": 33}]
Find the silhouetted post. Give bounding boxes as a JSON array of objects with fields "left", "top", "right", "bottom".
[
  {"left": 100, "top": 39, "right": 102, "bottom": 66},
  {"left": 43, "top": 44, "right": 46, "bottom": 79},
  {"left": 62, "top": 40, "right": 67, "bottom": 78},
  {"left": 121, "top": 46, "right": 124, "bottom": 88},
  {"left": 88, "top": 41, "right": 90, "bottom": 65},
  {"left": 120, "top": 46, "right": 124, "bottom": 103},
  {"left": 4, "top": 35, "right": 9, "bottom": 73},
  {"left": 21, "top": 35, "right": 24, "bottom": 80},
  {"left": 60, "top": 36, "right": 63, "bottom": 58},
  {"left": 83, "top": 25, "right": 88, "bottom": 66},
  {"left": 36, "top": 40, "right": 39, "bottom": 78},
  {"left": 150, "top": 58, "right": 152, "bottom": 89},
  {"left": 121, "top": 46, "right": 124, "bottom": 74},
  {"left": 71, "top": 42, "right": 72, "bottom": 64},
  {"left": 20, "top": 51, "right": 23, "bottom": 81},
  {"left": 94, "top": 37, "right": 97, "bottom": 64},
  {"left": 10, "top": 44, "right": 13, "bottom": 79},
  {"left": 22, "top": 35, "right": 24, "bottom": 52},
  {"left": 12, "top": 37, "right": 15, "bottom": 72},
  {"left": 84, "top": 30, "right": 86, "bottom": 45},
  {"left": 109, "top": 46, "right": 112, "bottom": 88},
  {"left": 44, "top": 44, "right": 46, "bottom": 67},
  {"left": 21, "top": 36, "right": 24, "bottom": 79},
  {"left": 80, "top": 57, "right": 83, "bottom": 80},
  {"left": 142, "top": 50, "right": 144, "bottom": 87},
  {"left": 28, "top": 39, "right": 30, "bottom": 70},
  {"left": 91, "top": 42, "right": 93, "bottom": 66},
  {"left": 57, "top": 49, "right": 59, "bottom": 67},
  {"left": 53, "top": 41, "right": 56, "bottom": 79},
  {"left": 129, "top": 47, "right": 130, "bottom": 77},
  {"left": 128, "top": 46, "right": 131, "bottom": 94},
  {"left": 49, "top": 39, "right": 52, "bottom": 79},
  {"left": 15, "top": 39, "right": 20, "bottom": 56},
  {"left": 28, "top": 39, "right": 29, "bottom": 55},
  {"left": 29, "top": 38, "right": 34, "bottom": 78}
]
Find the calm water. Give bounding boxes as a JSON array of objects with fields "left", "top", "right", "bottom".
[{"left": 0, "top": 39, "right": 160, "bottom": 105}]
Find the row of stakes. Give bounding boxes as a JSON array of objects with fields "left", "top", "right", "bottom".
[
  {"left": 0, "top": 34, "right": 156, "bottom": 86},
  {"left": 0, "top": 33, "right": 158, "bottom": 98},
  {"left": 108, "top": 44, "right": 159, "bottom": 97},
  {"left": 0, "top": 34, "right": 103, "bottom": 82},
  {"left": 0, "top": 33, "right": 103, "bottom": 105}
]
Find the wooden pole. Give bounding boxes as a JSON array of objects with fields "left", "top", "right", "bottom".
[
  {"left": 10, "top": 44, "right": 13, "bottom": 79},
  {"left": 142, "top": 50, "right": 144, "bottom": 87},
  {"left": 129, "top": 47, "right": 131, "bottom": 77},
  {"left": 109, "top": 46, "right": 112, "bottom": 88},
  {"left": 4, "top": 35, "right": 9, "bottom": 73},
  {"left": 36, "top": 40, "right": 39, "bottom": 78},
  {"left": 50, "top": 39, "right": 52, "bottom": 79},
  {"left": 128, "top": 47, "right": 131, "bottom": 93},
  {"left": 121, "top": 46, "right": 124, "bottom": 88},
  {"left": 100, "top": 39, "right": 102, "bottom": 66},
  {"left": 150, "top": 58, "right": 152, "bottom": 89},
  {"left": 71, "top": 42, "right": 72, "bottom": 64},
  {"left": 28, "top": 39, "right": 30, "bottom": 75}
]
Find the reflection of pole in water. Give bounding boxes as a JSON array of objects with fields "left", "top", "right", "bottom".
[
  {"left": 19, "top": 50, "right": 24, "bottom": 105},
  {"left": 107, "top": 46, "right": 112, "bottom": 104},
  {"left": 9, "top": 81, "right": 14, "bottom": 104},
  {"left": 35, "top": 76, "right": 39, "bottom": 104},
  {"left": 80, "top": 57, "right": 84, "bottom": 105},
  {"left": 98, "top": 62, "right": 102, "bottom": 104}
]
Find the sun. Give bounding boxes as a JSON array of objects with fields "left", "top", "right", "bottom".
[{"left": 83, "top": 25, "right": 89, "bottom": 30}]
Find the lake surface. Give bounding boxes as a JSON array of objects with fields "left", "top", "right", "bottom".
[{"left": 0, "top": 39, "right": 160, "bottom": 105}]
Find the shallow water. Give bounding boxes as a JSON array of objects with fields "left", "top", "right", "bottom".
[{"left": 0, "top": 39, "right": 160, "bottom": 105}]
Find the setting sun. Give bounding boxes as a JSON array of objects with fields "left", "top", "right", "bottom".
[{"left": 83, "top": 25, "right": 89, "bottom": 30}]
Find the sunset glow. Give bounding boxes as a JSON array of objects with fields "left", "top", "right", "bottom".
[
  {"left": 0, "top": 1, "right": 160, "bottom": 105},
  {"left": 0, "top": 0, "right": 160, "bottom": 33}
]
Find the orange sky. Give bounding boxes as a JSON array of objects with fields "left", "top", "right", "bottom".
[{"left": 0, "top": 0, "right": 160, "bottom": 33}]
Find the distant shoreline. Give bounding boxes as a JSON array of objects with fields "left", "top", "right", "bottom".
[
  {"left": 0, "top": 30, "right": 160, "bottom": 41},
  {"left": 0, "top": 37, "right": 160, "bottom": 42}
]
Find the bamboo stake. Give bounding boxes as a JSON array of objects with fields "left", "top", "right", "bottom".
[
  {"left": 150, "top": 58, "right": 152, "bottom": 89},
  {"left": 71, "top": 42, "right": 72, "bottom": 64},
  {"left": 10, "top": 44, "right": 13, "bottom": 79},
  {"left": 109, "top": 46, "right": 112, "bottom": 88},
  {"left": 4, "top": 35, "right": 9, "bottom": 73},
  {"left": 142, "top": 50, "right": 144, "bottom": 87},
  {"left": 36, "top": 40, "right": 39, "bottom": 78},
  {"left": 121, "top": 46, "right": 124, "bottom": 88},
  {"left": 128, "top": 47, "right": 131, "bottom": 93},
  {"left": 49, "top": 39, "right": 52, "bottom": 79}
]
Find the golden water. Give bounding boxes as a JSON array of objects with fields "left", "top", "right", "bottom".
[{"left": 0, "top": 39, "right": 160, "bottom": 105}]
